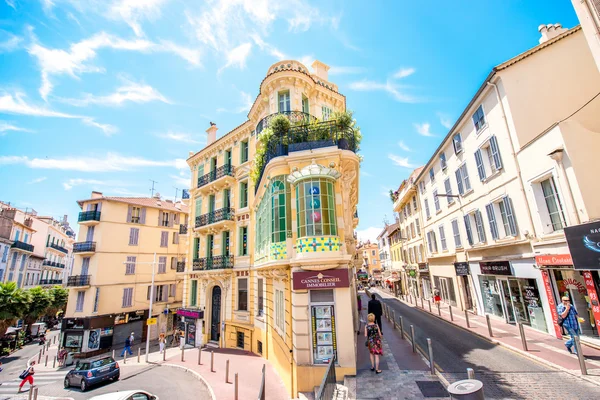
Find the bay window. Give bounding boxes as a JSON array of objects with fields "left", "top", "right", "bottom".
[{"left": 296, "top": 178, "right": 337, "bottom": 237}]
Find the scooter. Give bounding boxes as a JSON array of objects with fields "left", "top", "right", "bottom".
[{"left": 38, "top": 336, "right": 46, "bottom": 346}]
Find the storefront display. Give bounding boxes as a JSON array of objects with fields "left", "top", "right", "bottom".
[
  {"left": 311, "top": 304, "right": 337, "bottom": 364},
  {"left": 433, "top": 276, "right": 457, "bottom": 306},
  {"left": 65, "top": 333, "right": 83, "bottom": 350},
  {"left": 552, "top": 269, "right": 598, "bottom": 337}
]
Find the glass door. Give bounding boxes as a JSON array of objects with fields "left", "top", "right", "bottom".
[
  {"left": 500, "top": 280, "right": 516, "bottom": 323},
  {"left": 508, "top": 279, "right": 530, "bottom": 325}
]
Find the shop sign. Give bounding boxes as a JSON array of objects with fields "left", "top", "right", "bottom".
[
  {"left": 541, "top": 270, "right": 563, "bottom": 339},
  {"left": 562, "top": 278, "right": 587, "bottom": 294},
  {"left": 583, "top": 271, "right": 600, "bottom": 331},
  {"left": 565, "top": 221, "right": 600, "bottom": 270},
  {"left": 177, "top": 309, "right": 204, "bottom": 319},
  {"left": 522, "top": 285, "right": 540, "bottom": 308},
  {"left": 128, "top": 312, "right": 143, "bottom": 322},
  {"left": 293, "top": 269, "right": 350, "bottom": 290},
  {"left": 407, "top": 269, "right": 417, "bottom": 278},
  {"left": 479, "top": 261, "right": 512, "bottom": 276},
  {"left": 535, "top": 254, "right": 573, "bottom": 266},
  {"left": 454, "top": 262, "right": 470, "bottom": 276},
  {"left": 63, "top": 318, "right": 86, "bottom": 330},
  {"left": 88, "top": 329, "right": 100, "bottom": 351},
  {"left": 146, "top": 318, "right": 157, "bottom": 325},
  {"left": 114, "top": 314, "right": 128, "bottom": 325},
  {"left": 357, "top": 272, "right": 368, "bottom": 280},
  {"left": 418, "top": 263, "right": 429, "bottom": 273}
]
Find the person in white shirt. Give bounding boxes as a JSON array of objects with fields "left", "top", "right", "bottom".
[{"left": 129, "top": 332, "right": 135, "bottom": 346}]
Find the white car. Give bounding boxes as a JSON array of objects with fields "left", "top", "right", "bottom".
[{"left": 88, "top": 390, "right": 158, "bottom": 400}]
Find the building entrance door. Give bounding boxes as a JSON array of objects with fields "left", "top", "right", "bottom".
[
  {"left": 500, "top": 280, "right": 516, "bottom": 323},
  {"left": 210, "top": 286, "right": 221, "bottom": 342},
  {"left": 462, "top": 276, "right": 474, "bottom": 311}
]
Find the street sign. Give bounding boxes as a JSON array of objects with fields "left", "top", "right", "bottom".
[{"left": 146, "top": 318, "right": 157, "bottom": 325}]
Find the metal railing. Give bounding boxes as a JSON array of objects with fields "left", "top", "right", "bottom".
[
  {"left": 39, "top": 279, "right": 63, "bottom": 285},
  {"left": 78, "top": 210, "right": 101, "bottom": 222},
  {"left": 67, "top": 275, "right": 91, "bottom": 287},
  {"left": 50, "top": 243, "right": 68, "bottom": 253},
  {"left": 256, "top": 111, "right": 317, "bottom": 135},
  {"left": 176, "top": 261, "right": 186, "bottom": 272},
  {"left": 197, "top": 164, "right": 235, "bottom": 188},
  {"left": 179, "top": 224, "right": 188, "bottom": 234},
  {"left": 315, "top": 355, "right": 337, "bottom": 400},
  {"left": 73, "top": 241, "right": 96, "bottom": 253},
  {"left": 195, "top": 207, "right": 235, "bottom": 228},
  {"left": 11, "top": 240, "right": 34, "bottom": 252},
  {"left": 56, "top": 263, "right": 65, "bottom": 269},
  {"left": 192, "top": 255, "right": 234, "bottom": 270}
]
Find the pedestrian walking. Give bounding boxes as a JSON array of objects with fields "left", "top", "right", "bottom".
[
  {"left": 433, "top": 288, "right": 441, "bottom": 305},
  {"left": 365, "top": 313, "right": 383, "bottom": 374},
  {"left": 558, "top": 296, "right": 583, "bottom": 354},
  {"left": 159, "top": 333, "right": 166, "bottom": 354},
  {"left": 120, "top": 336, "right": 133, "bottom": 357},
  {"left": 17, "top": 361, "right": 35, "bottom": 393},
  {"left": 129, "top": 332, "right": 135, "bottom": 345},
  {"left": 367, "top": 294, "right": 383, "bottom": 334},
  {"left": 57, "top": 347, "right": 68, "bottom": 367},
  {"left": 171, "top": 328, "right": 181, "bottom": 347}
]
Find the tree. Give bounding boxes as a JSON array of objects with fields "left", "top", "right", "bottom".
[
  {"left": 45, "top": 286, "right": 69, "bottom": 318},
  {"left": 23, "top": 287, "right": 52, "bottom": 327},
  {"left": 0, "top": 282, "right": 30, "bottom": 338}
]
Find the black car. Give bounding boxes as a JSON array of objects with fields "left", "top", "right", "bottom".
[{"left": 64, "top": 355, "right": 120, "bottom": 391}]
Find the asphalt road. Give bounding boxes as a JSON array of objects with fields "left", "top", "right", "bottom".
[{"left": 372, "top": 289, "right": 600, "bottom": 399}]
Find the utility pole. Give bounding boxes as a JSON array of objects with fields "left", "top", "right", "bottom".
[{"left": 149, "top": 180, "right": 158, "bottom": 197}]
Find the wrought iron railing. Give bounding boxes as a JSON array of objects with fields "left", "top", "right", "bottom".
[
  {"left": 197, "top": 164, "right": 235, "bottom": 188},
  {"left": 56, "top": 263, "right": 65, "bottom": 269},
  {"left": 11, "top": 241, "right": 34, "bottom": 252},
  {"left": 39, "top": 279, "right": 63, "bottom": 285},
  {"left": 67, "top": 275, "right": 91, "bottom": 287},
  {"left": 50, "top": 243, "right": 69, "bottom": 253},
  {"left": 195, "top": 208, "right": 235, "bottom": 228},
  {"left": 315, "top": 355, "right": 337, "bottom": 400},
  {"left": 256, "top": 111, "right": 317, "bottom": 135},
  {"left": 176, "top": 261, "right": 186, "bottom": 272},
  {"left": 192, "top": 255, "right": 234, "bottom": 270},
  {"left": 78, "top": 210, "right": 101, "bottom": 222},
  {"left": 179, "top": 224, "right": 188, "bottom": 234},
  {"left": 73, "top": 241, "right": 96, "bottom": 253}
]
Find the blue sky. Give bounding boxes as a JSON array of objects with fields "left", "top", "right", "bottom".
[{"left": 0, "top": 0, "right": 580, "bottom": 240}]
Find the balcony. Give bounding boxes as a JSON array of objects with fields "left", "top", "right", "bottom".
[
  {"left": 73, "top": 241, "right": 96, "bottom": 254},
  {"left": 192, "top": 255, "right": 234, "bottom": 271},
  {"left": 256, "top": 111, "right": 317, "bottom": 135},
  {"left": 197, "top": 164, "right": 235, "bottom": 190},
  {"left": 56, "top": 263, "right": 65, "bottom": 269},
  {"left": 78, "top": 210, "right": 101, "bottom": 225},
  {"left": 176, "top": 261, "right": 186, "bottom": 273},
  {"left": 67, "top": 275, "right": 91, "bottom": 287},
  {"left": 42, "top": 260, "right": 64, "bottom": 268},
  {"left": 39, "top": 279, "right": 63, "bottom": 286},
  {"left": 50, "top": 243, "right": 69, "bottom": 254},
  {"left": 11, "top": 241, "right": 34, "bottom": 253},
  {"left": 194, "top": 208, "right": 235, "bottom": 232},
  {"left": 179, "top": 224, "right": 188, "bottom": 235}
]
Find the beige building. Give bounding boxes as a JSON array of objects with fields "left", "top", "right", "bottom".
[
  {"left": 0, "top": 207, "right": 36, "bottom": 287},
  {"left": 571, "top": 1, "right": 600, "bottom": 71},
  {"left": 62, "top": 192, "right": 188, "bottom": 356},
  {"left": 180, "top": 59, "right": 360, "bottom": 397},
  {"left": 357, "top": 241, "right": 381, "bottom": 276}
]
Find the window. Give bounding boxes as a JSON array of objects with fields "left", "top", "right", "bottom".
[
  {"left": 257, "top": 278, "right": 264, "bottom": 317},
  {"left": 302, "top": 95, "right": 309, "bottom": 114},
  {"left": 429, "top": 168, "right": 435, "bottom": 183},
  {"left": 125, "top": 256, "right": 136, "bottom": 275},
  {"left": 451, "top": 219, "right": 462, "bottom": 248},
  {"left": 371, "top": 250, "right": 376, "bottom": 256},
  {"left": 455, "top": 163, "right": 471, "bottom": 195},
  {"left": 158, "top": 256, "right": 167, "bottom": 273},
  {"left": 122, "top": 288, "right": 133, "bottom": 308},
  {"left": 453, "top": 133, "right": 463, "bottom": 154},
  {"left": 472, "top": 105, "right": 486, "bottom": 132},
  {"left": 237, "top": 278, "right": 248, "bottom": 311},
  {"left": 275, "top": 289, "right": 285, "bottom": 334},
  {"left": 474, "top": 210, "right": 486, "bottom": 243},
  {"left": 148, "top": 284, "right": 168, "bottom": 302},
  {"left": 440, "top": 153, "right": 447, "bottom": 170},
  {"left": 194, "top": 196, "right": 202, "bottom": 219},
  {"left": 173, "top": 232, "right": 179, "bottom": 244},
  {"left": 129, "top": 228, "right": 139, "bottom": 246},
  {"left": 415, "top": 218, "right": 421, "bottom": 235},
  {"left": 444, "top": 178, "right": 453, "bottom": 205},
  {"left": 239, "top": 181, "right": 248, "bottom": 208},
  {"left": 427, "top": 231, "right": 438, "bottom": 253},
  {"left": 92, "top": 288, "right": 100, "bottom": 313},
  {"left": 278, "top": 91, "right": 290, "bottom": 112},
  {"left": 169, "top": 284, "right": 176, "bottom": 297},
  {"left": 419, "top": 181, "right": 425, "bottom": 194},
  {"left": 240, "top": 140, "right": 249, "bottom": 164},
  {"left": 407, "top": 203, "right": 412, "bottom": 216},
  {"left": 296, "top": 178, "right": 337, "bottom": 237},
  {"left": 499, "top": 196, "right": 518, "bottom": 236},
  {"left": 412, "top": 196, "right": 418, "bottom": 210},
  {"left": 475, "top": 136, "right": 503, "bottom": 181},
  {"left": 322, "top": 106, "right": 332, "bottom": 120},
  {"left": 222, "top": 231, "right": 230, "bottom": 256},
  {"left": 130, "top": 207, "right": 141, "bottom": 223},
  {"left": 541, "top": 177, "right": 566, "bottom": 232},
  {"left": 162, "top": 212, "right": 169, "bottom": 227},
  {"left": 463, "top": 214, "right": 474, "bottom": 246},
  {"left": 424, "top": 198, "right": 431, "bottom": 219},
  {"left": 373, "top": 259, "right": 377, "bottom": 265},
  {"left": 486, "top": 203, "right": 499, "bottom": 240},
  {"left": 190, "top": 280, "right": 197, "bottom": 306},
  {"left": 433, "top": 190, "right": 440, "bottom": 212},
  {"left": 160, "top": 231, "right": 168, "bottom": 247},
  {"left": 75, "top": 291, "right": 85, "bottom": 312},
  {"left": 239, "top": 227, "right": 248, "bottom": 256},
  {"left": 439, "top": 225, "right": 447, "bottom": 251}
]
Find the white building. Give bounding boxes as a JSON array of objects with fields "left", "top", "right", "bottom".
[{"left": 571, "top": 1, "right": 600, "bottom": 71}]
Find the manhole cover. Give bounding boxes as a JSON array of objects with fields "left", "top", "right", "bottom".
[{"left": 416, "top": 381, "right": 449, "bottom": 398}]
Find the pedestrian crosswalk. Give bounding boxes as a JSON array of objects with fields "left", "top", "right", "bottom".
[{"left": 0, "top": 371, "right": 66, "bottom": 394}]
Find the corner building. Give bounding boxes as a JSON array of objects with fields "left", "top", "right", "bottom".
[{"left": 182, "top": 60, "right": 360, "bottom": 397}]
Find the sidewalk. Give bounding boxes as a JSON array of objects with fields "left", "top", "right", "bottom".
[
  {"left": 355, "top": 292, "right": 448, "bottom": 399},
  {"left": 371, "top": 287, "right": 600, "bottom": 384}
]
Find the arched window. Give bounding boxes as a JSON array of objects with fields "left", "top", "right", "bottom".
[{"left": 295, "top": 178, "right": 337, "bottom": 237}]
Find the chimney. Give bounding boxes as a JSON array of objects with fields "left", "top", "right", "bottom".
[
  {"left": 311, "top": 60, "right": 330, "bottom": 82},
  {"left": 91, "top": 191, "right": 103, "bottom": 199},
  {"left": 538, "top": 23, "right": 567, "bottom": 44},
  {"left": 206, "top": 122, "right": 218, "bottom": 146}
]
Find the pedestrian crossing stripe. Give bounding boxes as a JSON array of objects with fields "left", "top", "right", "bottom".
[{"left": 0, "top": 371, "right": 67, "bottom": 389}]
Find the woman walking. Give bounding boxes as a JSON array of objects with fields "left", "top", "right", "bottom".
[
  {"left": 365, "top": 313, "right": 383, "bottom": 374},
  {"left": 17, "top": 361, "right": 35, "bottom": 393},
  {"left": 159, "top": 333, "right": 166, "bottom": 354}
]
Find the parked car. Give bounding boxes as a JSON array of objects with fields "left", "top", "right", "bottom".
[
  {"left": 88, "top": 390, "right": 158, "bottom": 400},
  {"left": 64, "top": 355, "right": 120, "bottom": 391}
]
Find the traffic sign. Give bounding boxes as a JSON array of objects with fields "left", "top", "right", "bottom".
[{"left": 147, "top": 317, "right": 157, "bottom": 325}]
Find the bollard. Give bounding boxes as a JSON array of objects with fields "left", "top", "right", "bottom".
[
  {"left": 234, "top": 373, "right": 239, "bottom": 400},
  {"left": 112, "top": 350, "right": 115, "bottom": 360},
  {"left": 574, "top": 336, "right": 588, "bottom": 375},
  {"left": 410, "top": 325, "right": 416, "bottom": 353},
  {"left": 392, "top": 310, "right": 396, "bottom": 324},
  {"left": 211, "top": 350, "right": 215, "bottom": 372},
  {"left": 421, "top": 297, "right": 424, "bottom": 309},
  {"left": 467, "top": 368, "right": 475, "bottom": 379},
  {"left": 181, "top": 347, "right": 185, "bottom": 362},
  {"left": 47, "top": 342, "right": 50, "bottom": 351},
  {"left": 518, "top": 323, "right": 528, "bottom": 351},
  {"left": 427, "top": 338, "right": 435, "bottom": 375},
  {"left": 226, "top": 359, "right": 230, "bottom": 383},
  {"left": 45, "top": 354, "right": 48, "bottom": 367},
  {"left": 28, "top": 386, "right": 34, "bottom": 400},
  {"left": 53, "top": 336, "right": 56, "bottom": 344},
  {"left": 486, "top": 315, "right": 493, "bottom": 337},
  {"left": 42, "top": 345, "right": 45, "bottom": 355},
  {"left": 53, "top": 356, "right": 56, "bottom": 368},
  {"left": 138, "top": 347, "right": 141, "bottom": 363},
  {"left": 33, "top": 386, "right": 39, "bottom": 400},
  {"left": 198, "top": 348, "right": 202, "bottom": 365},
  {"left": 449, "top": 305, "right": 454, "bottom": 321},
  {"left": 38, "top": 349, "right": 42, "bottom": 364},
  {"left": 399, "top": 316, "right": 404, "bottom": 339},
  {"left": 465, "top": 310, "right": 470, "bottom": 328},
  {"left": 428, "top": 300, "right": 432, "bottom": 313},
  {"left": 163, "top": 348, "right": 166, "bottom": 361},
  {"left": 437, "top": 302, "right": 441, "bottom": 317},
  {"left": 124, "top": 351, "right": 127, "bottom": 364}
]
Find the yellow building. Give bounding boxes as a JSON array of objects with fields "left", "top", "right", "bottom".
[
  {"left": 357, "top": 242, "right": 381, "bottom": 277},
  {"left": 62, "top": 192, "right": 188, "bottom": 356},
  {"left": 180, "top": 59, "right": 360, "bottom": 397}
]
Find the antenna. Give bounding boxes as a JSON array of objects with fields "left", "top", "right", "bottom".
[
  {"left": 173, "top": 187, "right": 180, "bottom": 202},
  {"left": 149, "top": 179, "right": 159, "bottom": 197}
]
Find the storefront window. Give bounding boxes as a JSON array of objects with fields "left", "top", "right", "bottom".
[
  {"left": 433, "top": 276, "right": 457, "bottom": 306},
  {"left": 296, "top": 178, "right": 337, "bottom": 238},
  {"left": 553, "top": 270, "right": 598, "bottom": 338},
  {"left": 479, "top": 276, "right": 504, "bottom": 318}
]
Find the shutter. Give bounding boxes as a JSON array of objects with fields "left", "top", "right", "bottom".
[
  {"left": 127, "top": 206, "right": 132, "bottom": 223},
  {"left": 485, "top": 204, "right": 499, "bottom": 240},
  {"left": 169, "top": 213, "right": 174, "bottom": 227},
  {"left": 129, "top": 228, "right": 134, "bottom": 245},
  {"left": 162, "top": 285, "right": 168, "bottom": 302},
  {"left": 171, "top": 257, "right": 177, "bottom": 270},
  {"left": 122, "top": 289, "right": 126, "bottom": 307},
  {"left": 455, "top": 168, "right": 464, "bottom": 195},
  {"left": 504, "top": 196, "right": 518, "bottom": 236},
  {"left": 175, "top": 213, "right": 179, "bottom": 225},
  {"left": 147, "top": 286, "right": 151, "bottom": 300},
  {"left": 174, "top": 232, "right": 179, "bottom": 244},
  {"left": 140, "top": 208, "right": 146, "bottom": 224},
  {"left": 475, "top": 210, "right": 486, "bottom": 242},
  {"left": 134, "top": 228, "right": 139, "bottom": 245},
  {"left": 81, "top": 258, "right": 90, "bottom": 275},
  {"left": 462, "top": 165, "right": 471, "bottom": 191},
  {"left": 86, "top": 204, "right": 92, "bottom": 211},
  {"left": 475, "top": 149, "right": 486, "bottom": 180},
  {"left": 424, "top": 199, "right": 430, "bottom": 218},
  {"left": 97, "top": 202, "right": 102, "bottom": 211},
  {"left": 463, "top": 215, "right": 474, "bottom": 245},
  {"left": 490, "top": 136, "right": 503, "bottom": 170},
  {"left": 158, "top": 211, "right": 163, "bottom": 226},
  {"left": 427, "top": 232, "right": 433, "bottom": 253},
  {"left": 86, "top": 226, "right": 95, "bottom": 242}
]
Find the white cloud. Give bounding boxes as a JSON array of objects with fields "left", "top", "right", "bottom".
[
  {"left": 155, "top": 131, "right": 204, "bottom": 144},
  {"left": 397, "top": 140, "right": 411, "bottom": 152},
  {"left": 388, "top": 154, "right": 416, "bottom": 168},
  {"left": 220, "top": 42, "right": 252, "bottom": 73},
  {"left": 108, "top": 0, "right": 167, "bottom": 37},
  {"left": 250, "top": 34, "right": 285, "bottom": 60},
  {"left": 82, "top": 118, "right": 118, "bottom": 136},
  {"left": 329, "top": 66, "right": 366, "bottom": 75},
  {"left": 41, "top": 0, "right": 55, "bottom": 13},
  {"left": 348, "top": 80, "right": 417, "bottom": 103},
  {"left": 5, "top": 0, "right": 15, "bottom": 9},
  {"left": 218, "top": 91, "right": 254, "bottom": 113},
  {"left": 392, "top": 67, "right": 415, "bottom": 79},
  {"left": 170, "top": 174, "right": 190, "bottom": 188},
  {"left": 0, "top": 121, "right": 33, "bottom": 135},
  {"left": 62, "top": 178, "right": 122, "bottom": 190},
  {"left": 60, "top": 80, "right": 170, "bottom": 107},
  {"left": 356, "top": 227, "right": 381, "bottom": 244},
  {"left": 28, "top": 177, "right": 47, "bottom": 184},
  {"left": 414, "top": 122, "right": 435, "bottom": 137},
  {"left": 0, "top": 31, "right": 22, "bottom": 52},
  {"left": 0, "top": 153, "right": 186, "bottom": 172},
  {"left": 437, "top": 112, "right": 453, "bottom": 129}
]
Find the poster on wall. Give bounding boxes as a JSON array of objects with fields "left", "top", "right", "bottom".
[
  {"left": 311, "top": 305, "right": 337, "bottom": 364},
  {"left": 88, "top": 329, "right": 100, "bottom": 351},
  {"left": 65, "top": 334, "right": 82, "bottom": 348}
]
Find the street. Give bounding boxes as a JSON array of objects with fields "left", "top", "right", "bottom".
[{"left": 372, "top": 289, "right": 600, "bottom": 399}]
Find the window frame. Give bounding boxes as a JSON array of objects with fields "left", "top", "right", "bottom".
[
  {"left": 122, "top": 288, "right": 133, "bottom": 308},
  {"left": 237, "top": 278, "right": 248, "bottom": 311},
  {"left": 240, "top": 140, "right": 249, "bottom": 164},
  {"left": 295, "top": 177, "right": 337, "bottom": 238},
  {"left": 452, "top": 133, "right": 463, "bottom": 154},
  {"left": 440, "top": 152, "right": 447, "bottom": 171},
  {"left": 472, "top": 105, "right": 487, "bottom": 132},
  {"left": 278, "top": 90, "right": 290, "bottom": 112}
]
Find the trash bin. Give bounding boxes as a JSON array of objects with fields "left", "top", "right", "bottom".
[
  {"left": 447, "top": 379, "right": 484, "bottom": 400},
  {"left": 65, "top": 352, "right": 75, "bottom": 366}
]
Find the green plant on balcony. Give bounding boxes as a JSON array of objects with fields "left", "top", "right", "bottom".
[
  {"left": 333, "top": 110, "right": 362, "bottom": 151},
  {"left": 250, "top": 126, "right": 273, "bottom": 184}
]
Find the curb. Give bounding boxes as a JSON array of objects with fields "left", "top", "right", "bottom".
[{"left": 161, "top": 363, "right": 216, "bottom": 400}]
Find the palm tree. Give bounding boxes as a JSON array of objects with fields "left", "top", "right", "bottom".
[{"left": 0, "top": 282, "right": 31, "bottom": 338}]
